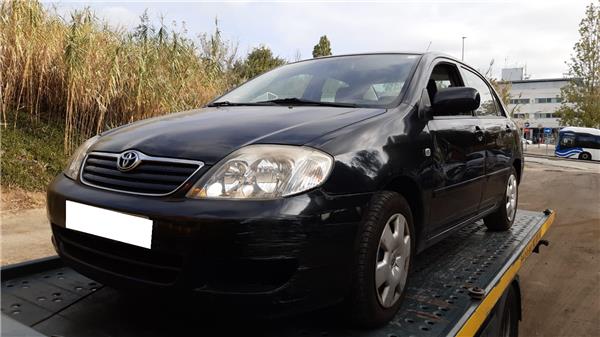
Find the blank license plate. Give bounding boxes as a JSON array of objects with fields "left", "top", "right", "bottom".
[{"left": 65, "top": 201, "right": 153, "bottom": 249}]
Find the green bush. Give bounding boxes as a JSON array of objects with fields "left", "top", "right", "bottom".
[{"left": 1, "top": 117, "right": 65, "bottom": 191}]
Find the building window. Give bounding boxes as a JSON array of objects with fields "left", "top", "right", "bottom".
[
  {"left": 509, "top": 98, "right": 530, "bottom": 104},
  {"left": 535, "top": 97, "right": 562, "bottom": 103},
  {"left": 537, "top": 113, "right": 558, "bottom": 119}
]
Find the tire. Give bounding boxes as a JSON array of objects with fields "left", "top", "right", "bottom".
[
  {"left": 579, "top": 152, "right": 592, "bottom": 160},
  {"left": 498, "top": 285, "right": 520, "bottom": 337},
  {"left": 350, "top": 191, "right": 415, "bottom": 327},
  {"left": 484, "top": 167, "right": 518, "bottom": 231}
]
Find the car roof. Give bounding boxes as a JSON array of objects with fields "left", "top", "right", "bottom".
[
  {"left": 560, "top": 126, "right": 600, "bottom": 135},
  {"left": 305, "top": 51, "right": 456, "bottom": 61},
  {"left": 299, "top": 52, "right": 477, "bottom": 73}
]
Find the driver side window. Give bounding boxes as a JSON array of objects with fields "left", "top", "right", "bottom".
[{"left": 427, "top": 63, "right": 470, "bottom": 116}]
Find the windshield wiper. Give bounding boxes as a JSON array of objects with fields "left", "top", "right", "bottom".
[
  {"left": 256, "top": 97, "right": 358, "bottom": 108},
  {"left": 207, "top": 101, "right": 272, "bottom": 107},
  {"left": 208, "top": 98, "right": 358, "bottom": 108}
]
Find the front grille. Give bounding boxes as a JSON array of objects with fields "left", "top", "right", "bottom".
[{"left": 81, "top": 151, "right": 204, "bottom": 196}]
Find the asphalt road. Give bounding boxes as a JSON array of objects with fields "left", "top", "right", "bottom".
[{"left": 1, "top": 157, "right": 599, "bottom": 336}]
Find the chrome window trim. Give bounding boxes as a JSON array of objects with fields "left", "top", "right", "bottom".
[{"left": 79, "top": 151, "right": 205, "bottom": 197}]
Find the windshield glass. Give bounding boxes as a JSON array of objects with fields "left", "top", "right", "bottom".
[
  {"left": 559, "top": 133, "right": 576, "bottom": 148},
  {"left": 214, "top": 54, "right": 420, "bottom": 108}
]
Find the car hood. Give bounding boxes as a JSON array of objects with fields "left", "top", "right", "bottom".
[{"left": 92, "top": 106, "right": 386, "bottom": 164}]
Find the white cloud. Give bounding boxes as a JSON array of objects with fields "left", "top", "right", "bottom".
[{"left": 97, "top": 6, "right": 140, "bottom": 30}]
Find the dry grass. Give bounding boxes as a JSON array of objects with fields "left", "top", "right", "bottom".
[{"left": 0, "top": 1, "right": 236, "bottom": 152}]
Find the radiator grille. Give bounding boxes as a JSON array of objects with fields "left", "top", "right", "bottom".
[{"left": 80, "top": 151, "right": 204, "bottom": 196}]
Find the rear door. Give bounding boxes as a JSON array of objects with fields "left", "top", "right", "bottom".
[
  {"left": 426, "top": 61, "right": 486, "bottom": 236},
  {"left": 461, "top": 67, "right": 513, "bottom": 210}
]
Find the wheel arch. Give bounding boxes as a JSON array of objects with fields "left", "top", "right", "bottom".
[
  {"left": 512, "top": 158, "right": 523, "bottom": 184},
  {"left": 382, "top": 175, "right": 425, "bottom": 240},
  {"left": 579, "top": 151, "right": 592, "bottom": 160}
]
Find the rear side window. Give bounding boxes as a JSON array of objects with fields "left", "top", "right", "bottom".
[{"left": 461, "top": 69, "right": 501, "bottom": 117}]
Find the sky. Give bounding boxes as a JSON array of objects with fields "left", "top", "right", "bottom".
[{"left": 46, "top": 0, "right": 591, "bottom": 79}]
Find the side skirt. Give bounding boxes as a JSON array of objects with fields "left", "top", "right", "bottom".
[{"left": 419, "top": 204, "right": 498, "bottom": 252}]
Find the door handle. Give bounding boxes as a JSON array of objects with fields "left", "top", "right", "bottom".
[{"left": 475, "top": 126, "right": 484, "bottom": 142}]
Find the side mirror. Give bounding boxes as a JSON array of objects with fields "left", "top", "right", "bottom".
[{"left": 432, "top": 87, "right": 480, "bottom": 116}]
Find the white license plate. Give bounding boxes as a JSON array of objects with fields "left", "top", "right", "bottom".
[{"left": 65, "top": 201, "right": 153, "bottom": 249}]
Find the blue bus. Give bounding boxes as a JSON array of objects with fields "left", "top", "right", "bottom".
[{"left": 555, "top": 127, "right": 600, "bottom": 161}]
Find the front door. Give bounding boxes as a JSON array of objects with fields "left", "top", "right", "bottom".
[{"left": 425, "top": 62, "right": 486, "bottom": 236}]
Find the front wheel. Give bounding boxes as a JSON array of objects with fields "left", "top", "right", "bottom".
[
  {"left": 350, "top": 192, "right": 415, "bottom": 327},
  {"left": 484, "top": 167, "right": 518, "bottom": 231},
  {"left": 579, "top": 152, "right": 592, "bottom": 160}
]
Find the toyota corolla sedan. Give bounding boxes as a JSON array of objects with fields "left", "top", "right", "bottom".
[{"left": 47, "top": 52, "right": 523, "bottom": 327}]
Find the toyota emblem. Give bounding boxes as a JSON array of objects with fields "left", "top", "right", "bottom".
[{"left": 117, "top": 150, "right": 141, "bottom": 172}]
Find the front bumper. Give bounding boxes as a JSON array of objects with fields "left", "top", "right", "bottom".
[{"left": 47, "top": 174, "right": 372, "bottom": 311}]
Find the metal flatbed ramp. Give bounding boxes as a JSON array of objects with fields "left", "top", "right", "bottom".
[{"left": 1, "top": 209, "right": 554, "bottom": 337}]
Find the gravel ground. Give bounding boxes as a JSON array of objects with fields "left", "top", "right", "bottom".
[
  {"left": 1, "top": 157, "right": 599, "bottom": 336},
  {"left": 517, "top": 158, "right": 599, "bottom": 337},
  {"left": 1, "top": 208, "right": 54, "bottom": 265}
]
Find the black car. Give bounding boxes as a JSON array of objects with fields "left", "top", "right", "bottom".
[{"left": 47, "top": 52, "right": 523, "bottom": 327}]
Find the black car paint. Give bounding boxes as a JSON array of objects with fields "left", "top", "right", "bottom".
[
  {"left": 92, "top": 105, "right": 386, "bottom": 165},
  {"left": 47, "top": 52, "right": 523, "bottom": 311},
  {"left": 48, "top": 177, "right": 369, "bottom": 312}
]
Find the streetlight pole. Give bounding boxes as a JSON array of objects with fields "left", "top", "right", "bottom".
[{"left": 461, "top": 36, "right": 466, "bottom": 61}]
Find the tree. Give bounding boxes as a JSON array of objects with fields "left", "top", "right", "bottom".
[
  {"left": 557, "top": 2, "right": 600, "bottom": 128},
  {"left": 491, "top": 79, "right": 522, "bottom": 117},
  {"left": 234, "top": 46, "right": 286, "bottom": 81},
  {"left": 293, "top": 49, "right": 302, "bottom": 62},
  {"left": 312, "top": 35, "right": 332, "bottom": 58}
]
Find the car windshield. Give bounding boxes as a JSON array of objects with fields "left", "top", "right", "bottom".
[
  {"left": 560, "top": 133, "right": 576, "bottom": 148},
  {"left": 213, "top": 54, "right": 420, "bottom": 108}
]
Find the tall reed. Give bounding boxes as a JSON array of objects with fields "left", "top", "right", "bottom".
[{"left": 1, "top": 1, "right": 236, "bottom": 152}]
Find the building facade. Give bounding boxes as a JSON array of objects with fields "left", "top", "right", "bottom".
[{"left": 499, "top": 68, "right": 571, "bottom": 143}]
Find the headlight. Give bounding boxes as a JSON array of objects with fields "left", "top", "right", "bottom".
[
  {"left": 187, "top": 145, "right": 333, "bottom": 199},
  {"left": 64, "top": 135, "right": 100, "bottom": 180}
]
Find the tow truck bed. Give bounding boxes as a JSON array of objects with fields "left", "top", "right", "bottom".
[{"left": 1, "top": 209, "right": 554, "bottom": 337}]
